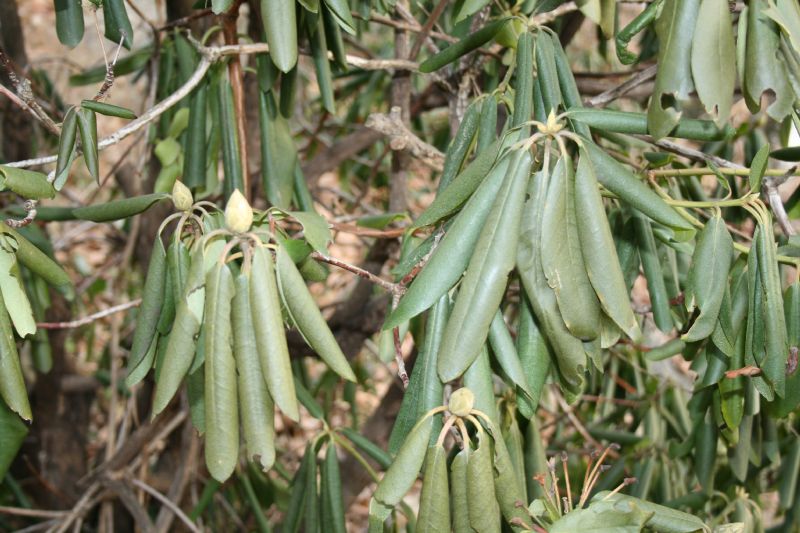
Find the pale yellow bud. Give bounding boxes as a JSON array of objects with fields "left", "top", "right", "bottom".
[
  {"left": 448, "top": 387, "right": 475, "bottom": 417},
  {"left": 171, "top": 180, "right": 193, "bottom": 212},
  {"left": 224, "top": 189, "right": 253, "bottom": 233}
]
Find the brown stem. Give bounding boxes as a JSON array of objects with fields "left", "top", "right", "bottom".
[{"left": 310, "top": 251, "right": 403, "bottom": 296}]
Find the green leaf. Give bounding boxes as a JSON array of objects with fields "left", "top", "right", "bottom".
[
  {"left": 0, "top": 224, "right": 72, "bottom": 295},
  {"left": 419, "top": 18, "right": 509, "bottom": 73},
  {"left": 217, "top": 79, "right": 243, "bottom": 198},
  {"left": 575, "top": 149, "right": 641, "bottom": 341},
  {"left": 770, "top": 146, "right": 800, "bottom": 162},
  {"left": 417, "top": 445, "right": 451, "bottom": 532},
  {"left": 261, "top": 0, "right": 298, "bottom": 72},
  {"left": 389, "top": 295, "right": 448, "bottom": 453},
  {"left": 594, "top": 492, "right": 710, "bottom": 532},
  {"left": 233, "top": 272, "right": 275, "bottom": 471},
  {"left": 756, "top": 219, "right": 789, "bottom": 397},
  {"left": 535, "top": 30, "right": 563, "bottom": 115},
  {"left": 748, "top": 144, "right": 770, "bottom": 192},
  {"left": 285, "top": 444, "right": 312, "bottom": 533},
  {"left": 289, "top": 211, "right": 331, "bottom": 253},
  {"left": 212, "top": 0, "right": 235, "bottom": 14},
  {"left": 151, "top": 249, "right": 205, "bottom": 415},
  {"left": 550, "top": 499, "right": 653, "bottom": 532},
  {"left": 438, "top": 99, "right": 481, "bottom": 192},
  {"left": 0, "top": 248, "right": 35, "bottom": 338},
  {"left": 511, "top": 32, "right": 534, "bottom": 128},
  {"left": 276, "top": 245, "right": 356, "bottom": 381},
  {"left": 204, "top": 262, "right": 238, "bottom": 482},
  {"left": 647, "top": 0, "right": 700, "bottom": 139},
  {"left": 633, "top": 209, "right": 673, "bottom": 332},
  {"left": 80, "top": 99, "right": 137, "bottom": 119},
  {"left": 518, "top": 169, "right": 587, "bottom": 400},
  {"left": 56, "top": 106, "right": 78, "bottom": 185},
  {"left": 541, "top": 155, "right": 602, "bottom": 340},
  {"left": 683, "top": 215, "right": 733, "bottom": 341},
  {"left": 324, "top": 444, "right": 347, "bottom": 533},
  {"left": 464, "top": 345, "right": 501, "bottom": 427},
  {"left": 0, "top": 397, "right": 27, "bottom": 479},
  {"left": 488, "top": 423, "right": 532, "bottom": 528},
  {"left": 259, "top": 91, "right": 297, "bottom": 209},
  {"left": 437, "top": 151, "right": 532, "bottom": 381},
  {"left": 308, "top": 14, "right": 336, "bottom": 114},
  {"left": 0, "top": 289, "right": 31, "bottom": 421},
  {"left": 515, "top": 293, "right": 552, "bottom": 416},
  {"left": 0, "top": 166, "right": 55, "bottom": 200},
  {"left": 250, "top": 247, "right": 299, "bottom": 421},
  {"left": 690, "top": 0, "right": 735, "bottom": 126},
  {"left": 413, "top": 137, "right": 504, "bottom": 229},
  {"left": 102, "top": 0, "right": 133, "bottom": 48},
  {"left": 765, "top": 282, "right": 800, "bottom": 417},
  {"left": 451, "top": 447, "right": 471, "bottom": 532},
  {"left": 54, "top": 0, "right": 85, "bottom": 48},
  {"left": 373, "top": 415, "right": 433, "bottom": 506},
  {"left": 323, "top": 0, "right": 356, "bottom": 34},
  {"left": 454, "top": 0, "right": 492, "bottom": 22},
  {"left": 183, "top": 84, "right": 208, "bottom": 189},
  {"left": 744, "top": 0, "right": 794, "bottom": 120},
  {"left": 467, "top": 432, "right": 501, "bottom": 532},
  {"left": 72, "top": 193, "right": 169, "bottom": 222},
  {"left": 76, "top": 107, "right": 99, "bottom": 184},
  {"left": 385, "top": 151, "right": 510, "bottom": 330},
  {"left": 567, "top": 109, "right": 732, "bottom": 141},
  {"left": 583, "top": 141, "right": 695, "bottom": 242},
  {"left": 488, "top": 310, "right": 532, "bottom": 399}
]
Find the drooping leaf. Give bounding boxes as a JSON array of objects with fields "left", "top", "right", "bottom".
[
  {"left": 744, "top": 0, "right": 794, "bottom": 120},
  {"left": 690, "top": 0, "right": 735, "bottom": 126},
  {"left": 540, "top": 155, "right": 602, "bottom": 340},
  {"left": 417, "top": 445, "right": 451, "bottom": 532},
  {"left": 0, "top": 397, "right": 27, "bottom": 479},
  {"left": 250, "top": 246, "right": 299, "bottom": 421},
  {"left": 102, "top": 0, "right": 133, "bottom": 48},
  {"left": 373, "top": 415, "right": 434, "bottom": 507},
  {"left": 575, "top": 149, "right": 641, "bottom": 341},
  {"left": 54, "top": 0, "right": 84, "bottom": 48},
  {"left": 550, "top": 499, "right": 653, "bottom": 533},
  {"left": 261, "top": 0, "right": 298, "bottom": 72},
  {"left": 275, "top": 245, "right": 356, "bottom": 381},
  {"left": 437, "top": 150, "right": 532, "bottom": 381},
  {"left": 204, "top": 262, "right": 238, "bottom": 482},
  {"left": 648, "top": 0, "right": 701, "bottom": 139},
  {"left": 233, "top": 272, "right": 275, "bottom": 471},
  {"left": 260, "top": 91, "right": 297, "bottom": 209},
  {"left": 0, "top": 289, "right": 31, "bottom": 421},
  {"left": 385, "top": 151, "right": 510, "bottom": 329},
  {"left": 683, "top": 215, "right": 733, "bottom": 341}
]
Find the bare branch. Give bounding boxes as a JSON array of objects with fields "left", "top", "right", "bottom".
[
  {"left": 585, "top": 64, "right": 658, "bottom": 107},
  {"left": 37, "top": 299, "right": 142, "bottom": 330},
  {"left": 130, "top": 478, "right": 200, "bottom": 533},
  {"left": 310, "top": 251, "right": 404, "bottom": 296},
  {"left": 365, "top": 106, "right": 445, "bottom": 172}
]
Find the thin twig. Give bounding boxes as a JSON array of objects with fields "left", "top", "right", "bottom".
[
  {"left": 36, "top": 299, "right": 142, "bottom": 329},
  {"left": 130, "top": 478, "right": 200, "bottom": 533},
  {"left": 310, "top": 251, "right": 403, "bottom": 296},
  {"left": 365, "top": 106, "right": 445, "bottom": 171},
  {"left": 0, "top": 506, "right": 67, "bottom": 519},
  {"left": 585, "top": 64, "right": 657, "bottom": 107}
]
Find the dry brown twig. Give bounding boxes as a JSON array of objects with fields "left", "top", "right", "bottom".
[{"left": 365, "top": 106, "right": 445, "bottom": 172}]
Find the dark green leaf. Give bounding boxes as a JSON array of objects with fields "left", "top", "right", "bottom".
[{"left": 72, "top": 193, "right": 169, "bottom": 222}]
